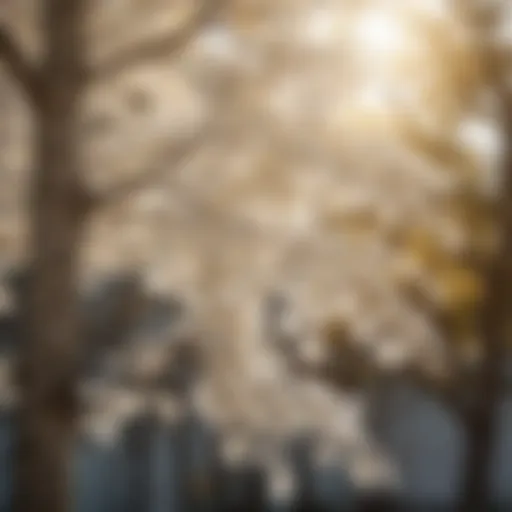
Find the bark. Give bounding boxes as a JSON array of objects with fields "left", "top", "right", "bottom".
[{"left": 12, "top": 1, "right": 90, "bottom": 512}]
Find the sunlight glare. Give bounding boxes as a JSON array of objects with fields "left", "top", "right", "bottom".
[{"left": 354, "top": 6, "right": 409, "bottom": 59}]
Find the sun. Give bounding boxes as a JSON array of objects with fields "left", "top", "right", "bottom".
[{"left": 353, "top": 6, "right": 411, "bottom": 59}]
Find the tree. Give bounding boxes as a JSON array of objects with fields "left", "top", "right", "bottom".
[
  {"left": 388, "top": 4, "right": 512, "bottom": 510},
  {"left": 323, "top": 4, "right": 512, "bottom": 510},
  {"left": 0, "top": 1, "right": 219, "bottom": 511},
  {"left": 246, "top": 3, "right": 512, "bottom": 510},
  {"left": 452, "top": 4, "right": 512, "bottom": 510}
]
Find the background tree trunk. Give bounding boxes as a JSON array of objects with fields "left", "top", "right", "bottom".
[{"left": 457, "top": 96, "right": 512, "bottom": 512}]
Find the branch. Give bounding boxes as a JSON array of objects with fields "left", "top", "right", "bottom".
[
  {"left": 394, "top": 282, "right": 472, "bottom": 417},
  {"left": 0, "top": 24, "right": 42, "bottom": 106},
  {"left": 91, "top": 126, "right": 209, "bottom": 211},
  {"left": 90, "top": 0, "right": 221, "bottom": 83}
]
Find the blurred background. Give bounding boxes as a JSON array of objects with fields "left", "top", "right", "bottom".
[{"left": 1, "top": 0, "right": 512, "bottom": 511}]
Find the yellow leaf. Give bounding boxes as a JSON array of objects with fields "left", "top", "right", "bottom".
[{"left": 437, "top": 264, "right": 484, "bottom": 313}]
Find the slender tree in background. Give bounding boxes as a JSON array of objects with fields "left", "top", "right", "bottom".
[{"left": 455, "top": 5, "right": 512, "bottom": 510}]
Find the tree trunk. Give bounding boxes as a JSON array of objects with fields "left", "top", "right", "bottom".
[
  {"left": 457, "top": 104, "right": 512, "bottom": 512},
  {"left": 356, "top": 492, "right": 397, "bottom": 512},
  {"left": 459, "top": 402, "right": 500, "bottom": 512},
  {"left": 458, "top": 262, "right": 505, "bottom": 512},
  {"left": 13, "top": 1, "right": 89, "bottom": 512}
]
